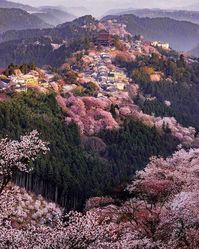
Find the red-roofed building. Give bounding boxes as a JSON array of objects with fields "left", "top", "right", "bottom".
[{"left": 96, "top": 30, "right": 113, "bottom": 47}]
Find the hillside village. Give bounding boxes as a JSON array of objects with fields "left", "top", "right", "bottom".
[
  {"left": 1, "top": 6, "right": 199, "bottom": 249},
  {"left": 0, "top": 22, "right": 197, "bottom": 146},
  {"left": 0, "top": 27, "right": 168, "bottom": 95}
]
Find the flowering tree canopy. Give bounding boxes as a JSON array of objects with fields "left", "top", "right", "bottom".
[
  {"left": 0, "top": 148, "right": 199, "bottom": 248},
  {"left": 0, "top": 130, "right": 49, "bottom": 194},
  {"left": 58, "top": 93, "right": 196, "bottom": 146}
]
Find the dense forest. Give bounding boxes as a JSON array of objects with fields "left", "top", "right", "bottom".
[
  {"left": 0, "top": 36, "right": 93, "bottom": 68},
  {"left": 0, "top": 91, "right": 178, "bottom": 210},
  {"left": 116, "top": 53, "right": 199, "bottom": 131},
  {"left": 0, "top": 15, "right": 96, "bottom": 67}
]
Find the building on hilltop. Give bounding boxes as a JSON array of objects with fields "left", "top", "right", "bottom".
[
  {"left": 95, "top": 30, "right": 113, "bottom": 47},
  {"left": 151, "top": 41, "right": 170, "bottom": 50}
]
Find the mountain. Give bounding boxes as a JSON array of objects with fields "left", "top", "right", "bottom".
[
  {"left": 0, "top": 14, "right": 199, "bottom": 67},
  {"left": 0, "top": 8, "right": 51, "bottom": 32},
  {"left": 0, "top": 11, "right": 199, "bottom": 248},
  {"left": 0, "top": 15, "right": 99, "bottom": 67},
  {"left": 33, "top": 7, "right": 76, "bottom": 26},
  {"left": 58, "top": 14, "right": 98, "bottom": 29},
  {"left": 102, "top": 14, "right": 199, "bottom": 51},
  {"left": 0, "top": 0, "right": 36, "bottom": 11},
  {"left": 105, "top": 9, "right": 199, "bottom": 25},
  {"left": 0, "top": 15, "right": 99, "bottom": 43}
]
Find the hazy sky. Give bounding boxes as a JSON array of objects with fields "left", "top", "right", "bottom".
[{"left": 15, "top": 0, "right": 199, "bottom": 15}]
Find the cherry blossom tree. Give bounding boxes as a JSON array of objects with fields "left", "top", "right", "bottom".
[
  {"left": 0, "top": 148, "right": 199, "bottom": 248},
  {"left": 64, "top": 95, "right": 119, "bottom": 135},
  {"left": 0, "top": 130, "right": 49, "bottom": 194}
]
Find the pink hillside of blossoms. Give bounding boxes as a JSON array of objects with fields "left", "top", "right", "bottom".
[
  {"left": 0, "top": 148, "right": 198, "bottom": 248},
  {"left": 57, "top": 93, "right": 196, "bottom": 145}
]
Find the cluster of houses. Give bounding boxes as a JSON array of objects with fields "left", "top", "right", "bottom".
[
  {"left": 0, "top": 24, "right": 172, "bottom": 98},
  {"left": 103, "top": 19, "right": 132, "bottom": 39},
  {"left": 78, "top": 50, "right": 130, "bottom": 96},
  {"left": 0, "top": 69, "right": 58, "bottom": 93},
  {"left": 151, "top": 41, "right": 170, "bottom": 50},
  {"left": 76, "top": 27, "right": 178, "bottom": 98}
]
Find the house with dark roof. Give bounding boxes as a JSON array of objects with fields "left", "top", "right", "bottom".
[{"left": 96, "top": 30, "right": 113, "bottom": 47}]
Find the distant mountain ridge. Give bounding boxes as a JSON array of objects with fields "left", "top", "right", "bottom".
[
  {"left": 33, "top": 8, "right": 76, "bottom": 26},
  {"left": 0, "top": 0, "right": 36, "bottom": 11},
  {"left": 0, "top": 15, "right": 99, "bottom": 67},
  {"left": 0, "top": 15, "right": 98, "bottom": 43},
  {"left": 105, "top": 9, "right": 199, "bottom": 25},
  {"left": 0, "top": 8, "right": 51, "bottom": 32},
  {"left": 102, "top": 14, "right": 199, "bottom": 51},
  {"left": 0, "top": 0, "right": 77, "bottom": 26}
]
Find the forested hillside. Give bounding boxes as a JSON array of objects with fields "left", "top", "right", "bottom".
[
  {"left": 1, "top": 15, "right": 97, "bottom": 43},
  {"left": 0, "top": 15, "right": 97, "bottom": 67},
  {"left": 0, "top": 6, "right": 199, "bottom": 248},
  {"left": 0, "top": 35, "right": 92, "bottom": 67},
  {"left": 115, "top": 52, "right": 199, "bottom": 131},
  {"left": 1, "top": 13, "right": 199, "bottom": 68},
  {"left": 102, "top": 14, "right": 199, "bottom": 51},
  {"left": 0, "top": 8, "right": 51, "bottom": 32},
  {"left": 0, "top": 91, "right": 178, "bottom": 210}
]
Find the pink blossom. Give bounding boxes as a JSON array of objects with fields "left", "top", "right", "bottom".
[{"left": 0, "top": 130, "right": 49, "bottom": 194}]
